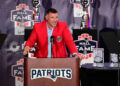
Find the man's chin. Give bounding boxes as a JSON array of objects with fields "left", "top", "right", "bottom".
[{"left": 52, "top": 24, "right": 57, "bottom": 27}]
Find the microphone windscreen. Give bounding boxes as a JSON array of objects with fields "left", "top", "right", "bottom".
[{"left": 50, "top": 36, "right": 54, "bottom": 43}]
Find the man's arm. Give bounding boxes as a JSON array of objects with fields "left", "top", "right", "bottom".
[
  {"left": 63, "top": 23, "right": 78, "bottom": 55},
  {"left": 23, "top": 24, "right": 38, "bottom": 55},
  {"left": 62, "top": 23, "right": 82, "bottom": 58}
]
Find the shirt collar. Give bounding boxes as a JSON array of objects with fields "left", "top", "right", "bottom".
[{"left": 47, "top": 23, "right": 54, "bottom": 32}]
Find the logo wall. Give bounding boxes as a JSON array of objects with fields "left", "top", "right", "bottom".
[
  {"left": 74, "top": 33, "right": 98, "bottom": 64},
  {"left": 11, "top": 59, "right": 24, "bottom": 86},
  {"left": 11, "top": 4, "right": 33, "bottom": 35},
  {"left": 5, "top": 41, "right": 25, "bottom": 52}
]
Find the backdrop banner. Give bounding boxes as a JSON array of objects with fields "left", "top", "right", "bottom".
[{"left": 0, "top": 0, "right": 120, "bottom": 86}]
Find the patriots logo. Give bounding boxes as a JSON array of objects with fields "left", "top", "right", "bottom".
[
  {"left": 46, "top": 75, "right": 57, "bottom": 81},
  {"left": 31, "top": 69, "right": 72, "bottom": 82},
  {"left": 11, "top": 59, "right": 24, "bottom": 82},
  {"left": 56, "top": 36, "right": 62, "bottom": 42},
  {"left": 74, "top": 33, "right": 98, "bottom": 59},
  {"left": 11, "top": 4, "right": 33, "bottom": 27}
]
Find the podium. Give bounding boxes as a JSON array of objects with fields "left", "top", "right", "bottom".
[{"left": 24, "top": 58, "right": 80, "bottom": 86}]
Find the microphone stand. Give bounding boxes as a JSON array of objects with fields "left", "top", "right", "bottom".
[{"left": 50, "top": 36, "right": 54, "bottom": 58}]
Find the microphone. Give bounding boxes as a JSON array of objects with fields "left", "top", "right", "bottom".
[
  {"left": 50, "top": 36, "right": 54, "bottom": 58},
  {"left": 50, "top": 36, "right": 54, "bottom": 43}
]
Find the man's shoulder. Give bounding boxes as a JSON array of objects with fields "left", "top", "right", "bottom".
[
  {"left": 33, "top": 20, "right": 46, "bottom": 30},
  {"left": 58, "top": 21, "right": 67, "bottom": 26},
  {"left": 58, "top": 21, "right": 67, "bottom": 24}
]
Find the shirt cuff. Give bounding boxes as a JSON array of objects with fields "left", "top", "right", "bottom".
[{"left": 24, "top": 46, "right": 30, "bottom": 49}]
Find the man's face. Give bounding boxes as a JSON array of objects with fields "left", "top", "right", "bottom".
[{"left": 45, "top": 12, "right": 58, "bottom": 29}]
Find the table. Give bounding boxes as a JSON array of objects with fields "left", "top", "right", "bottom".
[{"left": 80, "top": 63, "right": 120, "bottom": 86}]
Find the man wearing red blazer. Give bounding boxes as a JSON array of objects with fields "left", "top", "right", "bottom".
[{"left": 23, "top": 8, "right": 79, "bottom": 58}]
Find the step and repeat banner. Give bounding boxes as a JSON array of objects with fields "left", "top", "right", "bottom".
[{"left": 0, "top": 0, "right": 120, "bottom": 86}]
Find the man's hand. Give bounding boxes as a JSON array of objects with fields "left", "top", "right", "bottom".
[
  {"left": 23, "top": 47, "right": 32, "bottom": 55},
  {"left": 73, "top": 53, "right": 82, "bottom": 61},
  {"left": 74, "top": 54, "right": 81, "bottom": 58}
]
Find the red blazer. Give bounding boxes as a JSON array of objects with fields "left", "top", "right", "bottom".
[{"left": 25, "top": 20, "right": 78, "bottom": 58}]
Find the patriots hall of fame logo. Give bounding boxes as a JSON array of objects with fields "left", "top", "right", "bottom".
[
  {"left": 11, "top": 4, "right": 34, "bottom": 35},
  {"left": 31, "top": 68, "right": 72, "bottom": 82},
  {"left": 74, "top": 33, "right": 98, "bottom": 59},
  {"left": 11, "top": 4, "right": 33, "bottom": 27},
  {"left": 11, "top": 59, "right": 24, "bottom": 86}
]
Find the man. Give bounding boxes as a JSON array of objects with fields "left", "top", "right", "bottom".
[{"left": 23, "top": 8, "right": 79, "bottom": 58}]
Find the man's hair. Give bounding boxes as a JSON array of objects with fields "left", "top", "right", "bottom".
[{"left": 45, "top": 8, "right": 58, "bottom": 15}]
